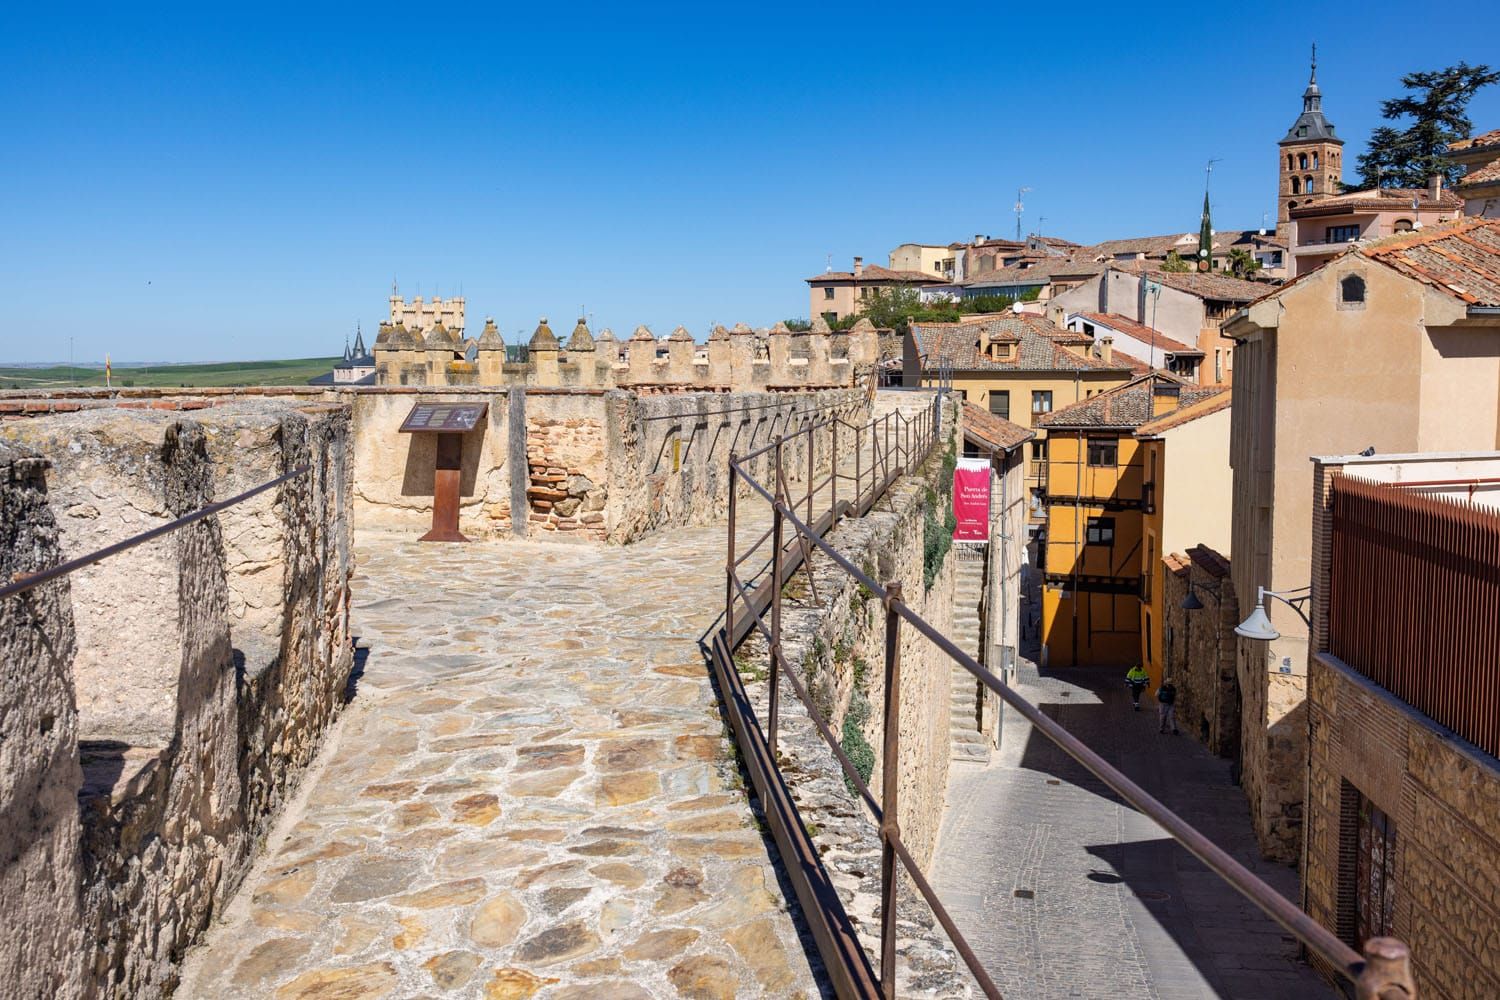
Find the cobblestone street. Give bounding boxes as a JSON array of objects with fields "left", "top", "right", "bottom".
[
  {"left": 933, "top": 662, "right": 1333, "bottom": 1000},
  {"left": 178, "top": 519, "right": 819, "bottom": 999}
]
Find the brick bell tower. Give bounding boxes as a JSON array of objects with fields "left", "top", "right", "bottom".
[{"left": 1277, "top": 44, "right": 1344, "bottom": 235}]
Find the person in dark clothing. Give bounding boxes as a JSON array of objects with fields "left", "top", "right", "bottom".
[
  {"left": 1125, "top": 665, "right": 1149, "bottom": 711},
  {"left": 1157, "top": 680, "right": 1179, "bottom": 734}
]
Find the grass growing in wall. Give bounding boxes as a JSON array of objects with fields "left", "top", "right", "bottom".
[
  {"left": 921, "top": 421, "right": 959, "bottom": 591},
  {"left": 841, "top": 685, "right": 875, "bottom": 797}
]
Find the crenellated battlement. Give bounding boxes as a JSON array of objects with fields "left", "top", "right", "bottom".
[{"left": 372, "top": 315, "right": 892, "bottom": 391}]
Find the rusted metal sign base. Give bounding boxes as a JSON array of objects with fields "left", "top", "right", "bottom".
[{"left": 419, "top": 433, "right": 468, "bottom": 543}]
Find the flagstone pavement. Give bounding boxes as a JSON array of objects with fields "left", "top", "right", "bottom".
[{"left": 176, "top": 520, "right": 820, "bottom": 1000}]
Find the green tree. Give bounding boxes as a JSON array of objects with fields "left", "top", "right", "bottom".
[
  {"left": 1224, "top": 247, "right": 1262, "bottom": 279},
  {"left": 1160, "top": 250, "right": 1192, "bottom": 273},
  {"left": 783, "top": 318, "right": 812, "bottom": 332},
  {"left": 1355, "top": 62, "right": 1500, "bottom": 190}
]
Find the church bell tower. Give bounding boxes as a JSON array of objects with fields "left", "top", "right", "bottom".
[{"left": 1277, "top": 45, "right": 1344, "bottom": 234}]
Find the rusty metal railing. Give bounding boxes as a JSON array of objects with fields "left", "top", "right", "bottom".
[
  {"left": 711, "top": 396, "right": 1417, "bottom": 999},
  {"left": 1330, "top": 472, "right": 1500, "bottom": 758},
  {"left": 0, "top": 466, "right": 311, "bottom": 601}
]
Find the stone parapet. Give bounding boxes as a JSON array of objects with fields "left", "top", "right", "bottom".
[{"left": 0, "top": 401, "right": 354, "bottom": 999}]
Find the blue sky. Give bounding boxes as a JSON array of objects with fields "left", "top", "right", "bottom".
[{"left": 4, "top": 2, "right": 1500, "bottom": 363}]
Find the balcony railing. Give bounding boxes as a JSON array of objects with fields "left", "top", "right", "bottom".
[{"left": 1329, "top": 473, "right": 1500, "bottom": 758}]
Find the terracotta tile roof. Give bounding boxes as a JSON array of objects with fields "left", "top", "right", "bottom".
[
  {"left": 1460, "top": 158, "right": 1500, "bottom": 188},
  {"left": 1450, "top": 129, "right": 1500, "bottom": 152},
  {"left": 1076, "top": 230, "right": 1283, "bottom": 261},
  {"left": 1289, "top": 187, "right": 1463, "bottom": 217},
  {"left": 1168, "top": 544, "right": 1231, "bottom": 578},
  {"left": 805, "top": 265, "right": 945, "bottom": 285},
  {"left": 962, "top": 401, "right": 1034, "bottom": 453},
  {"left": 1135, "top": 387, "right": 1231, "bottom": 435},
  {"left": 1037, "top": 372, "right": 1223, "bottom": 429},
  {"left": 1072, "top": 312, "right": 1202, "bottom": 356},
  {"left": 959, "top": 257, "right": 1106, "bottom": 288},
  {"left": 1110, "top": 262, "right": 1267, "bottom": 302},
  {"left": 1362, "top": 217, "right": 1500, "bottom": 306},
  {"left": 911, "top": 315, "right": 1137, "bottom": 373}
]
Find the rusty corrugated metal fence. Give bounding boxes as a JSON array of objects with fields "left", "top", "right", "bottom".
[{"left": 1329, "top": 472, "right": 1500, "bottom": 759}]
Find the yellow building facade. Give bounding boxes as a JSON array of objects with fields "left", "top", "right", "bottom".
[
  {"left": 1038, "top": 375, "right": 1230, "bottom": 675},
  {"left": 1135, "top": 392, "right": 1232, "bottom": 688},
  {"left": 903, "top": 316, "right": 1141, "bottom": 515}
]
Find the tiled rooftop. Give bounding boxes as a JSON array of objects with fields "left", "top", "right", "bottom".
[
  {"left": 806, "top": 265, "right": 944, "bottom": 285},
  {"left": 911, "top": 315, "right": 1138, "bottom": 373},
  {"left": 1072, "top": 312, "right": 1201, "bottom": 355},
  {"left": 1363, "top": 217, "right": 1500, "bottom": 307},
  {"left": 1288, "top": 186, "right": 1463, "bottom": 217},
  {"left": 1037, "top": 373, "right": 1224, "bottom": 429},
  {"left": 1450, "top": 128, "right": 1500, "bottom": 152},
  {"left": 1110, "top": 262, "right": 1267, "bottom": 302},
  {"left": 961, "top": 401, "right": 1034, "bottom": 452}
]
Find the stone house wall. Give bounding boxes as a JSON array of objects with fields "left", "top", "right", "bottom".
[
  {"left": 1161, "top": 546, "right": 1240, "bottom": 757},
  {"left": 0, "top": 401, "right": 353, "bottom": 999},
  {"left": 1304, "top": 654, "right": 1500, "bottom": 1000}
]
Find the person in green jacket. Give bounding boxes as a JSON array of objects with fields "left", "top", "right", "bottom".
[{"left": 1125, "top": 665, "right": 1149, "bottom": 711}]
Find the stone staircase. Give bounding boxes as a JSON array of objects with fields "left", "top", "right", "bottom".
[{"left": 950, "top": 547, "right": 990, "bottom": 763}]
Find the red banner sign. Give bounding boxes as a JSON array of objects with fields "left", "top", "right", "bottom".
[{"left": 953, "top": 457, "right": 990, "bottom": 542}]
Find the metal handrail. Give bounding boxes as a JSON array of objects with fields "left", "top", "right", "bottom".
[
  {"left": 1, "top": 465, "right": 312, "bottom": 601},
  {"left": 718, "top": 390, "right": 1416, "bottom": 999}
]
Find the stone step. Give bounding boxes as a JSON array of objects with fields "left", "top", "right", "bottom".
[{"left": 951, "top": 742, "right": 991, "bottom": 764}]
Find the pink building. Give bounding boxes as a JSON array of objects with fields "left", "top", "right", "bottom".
[{"left": 1287, "top": 179, "right": 1463, "bottom": 276}]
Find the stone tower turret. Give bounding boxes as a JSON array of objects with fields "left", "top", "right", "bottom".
[{"left": 1277, "top": 44, "right": 1344, "bottom": 233}]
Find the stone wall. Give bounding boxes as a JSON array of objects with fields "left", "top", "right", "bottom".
[
  {"left": 751, "top": 397, "right": 958, "bottom": 865},
  {"left": 0, "top": 401, "right": 353, "bottom": 999},
  {"left": 606, "top": 388, "right": 868, "bottom": 544},
  {"left": 736, "top": 396, "right": 966, "bottom": 993},
  {"left": 1161, "top": 546, "right": 1240, "bottom": 757},
  {"left": 1304, "top": 653, "right": 1500, "bottom": 1000},
  {"left": 1, "top": 384, "right": 866, "bottom": 547},
  {"left": 0, "top": 444, "right": 86, "bottom": 999}
]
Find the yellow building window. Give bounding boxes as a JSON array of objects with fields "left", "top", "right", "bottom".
[
  {"left": 1086, "top": 516, "right": 1115, "bottom": 545},
  {"left": 1087, "top": 438, "right": 1118, "bottom": 467}
]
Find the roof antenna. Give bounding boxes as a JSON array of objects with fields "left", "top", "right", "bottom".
[
  {"left": 1310, "top": 42, "right": 1317, "bottom": 85},
  {"left": 825, "top": 253, "right": 832, "bottom": 273}
]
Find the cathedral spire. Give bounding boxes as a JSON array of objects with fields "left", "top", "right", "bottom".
[{"left": 1198, "top": 167, "right": 1215, "bottom": 272}]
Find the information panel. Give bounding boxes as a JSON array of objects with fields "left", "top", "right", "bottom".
[{"left": 399, "top": 402, "right": 488, "bottom": 434}]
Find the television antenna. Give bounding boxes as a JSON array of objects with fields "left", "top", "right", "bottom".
[{"left": 1014, "top": 186, "right": 1032, "bottom": 241}]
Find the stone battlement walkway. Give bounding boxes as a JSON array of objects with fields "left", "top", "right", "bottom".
[{"left": 178, "top": 519, "right": 818, "bottom": 999}]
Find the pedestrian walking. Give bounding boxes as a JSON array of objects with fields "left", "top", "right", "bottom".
[
  {"left": 1157, "top": 680, "right": 1179, "bottom": 734},
  {"left": 1125, "top": 665, "right": 1149, "bottom": 711}
]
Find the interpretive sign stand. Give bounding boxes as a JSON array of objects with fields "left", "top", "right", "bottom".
[{"left": 399, "top": 402, "right": 488, "bottom": 542}]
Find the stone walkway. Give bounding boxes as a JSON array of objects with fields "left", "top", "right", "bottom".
[
  {"left": 177, "top": 520, "right": 819, "bottom": 999},
  {"left": 932, "top": 662, "right": 1333, "bottom": 1000}
]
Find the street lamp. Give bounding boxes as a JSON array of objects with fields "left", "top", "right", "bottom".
[
  {"left": 1180, "top": 584, "right": 1204, "bottom": 611},
  {"left": 1234, "top": 586, "right": 1311, "bottom": 641}
]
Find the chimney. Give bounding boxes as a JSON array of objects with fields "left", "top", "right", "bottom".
[
  {"left": 853, "top": 256, "right": 863, "bottom": 277},
  {"left": 1428, "top": 174, "right": 1443, "bottom": 201},
  {"left": 975, "top": 234, "right": 985, "bottom": 245},
  {"left": 1152, "top": 379, "right": 1181, "bottom": 417},
  {"left": 1098, "top": 335, "right": 1113, "bottom": 365}
]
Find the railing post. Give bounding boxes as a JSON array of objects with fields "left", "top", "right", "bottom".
[
  {"left": 1355, "top": 938, "right": 1417, "bottom": 1000},
  {"left": 856, "top": 423, "right": 863, "bottom": 509},
  {"left": 771, "top": 437, "right": 785, "bottom": 758},
  {"left": 879, "top": 581, "right": 904, "bottom": 998},
  {"left": 807, "top": 419, "right": 815, "bottom": 525},
  {"left": 726, "top": 457, "right": 737, "bottom": 647},
  {"left": 832, "top": 420, "right": 839, "bottom": 515}
]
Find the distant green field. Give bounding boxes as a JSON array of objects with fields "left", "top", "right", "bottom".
[{"left": 0, "top": 357, "right": 341, "bottom": 389}]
